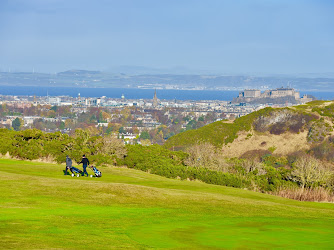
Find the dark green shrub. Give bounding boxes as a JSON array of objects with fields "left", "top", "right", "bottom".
[{"left": 123, "top": 144, "right": 248, "bottom": 189}]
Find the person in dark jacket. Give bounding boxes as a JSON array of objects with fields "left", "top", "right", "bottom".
[
  {"left": 79, "top": 154, "right": 90, "bottom": 177},
  {"left": 64, "top": 155, "right": 72, "bottom": 175}
]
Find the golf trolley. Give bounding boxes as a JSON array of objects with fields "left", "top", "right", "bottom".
[
  {"left": 89, "top": 166, "right": 102, "bottom": 178},
  {"left": 69, "top": 166, "right": 83, "bottom": 177}
]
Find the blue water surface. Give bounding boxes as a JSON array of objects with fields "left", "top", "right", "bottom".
[{"left": 0, "top": 85, "right": 333, "bottom": 101}]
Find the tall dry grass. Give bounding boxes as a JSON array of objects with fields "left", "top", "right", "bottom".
[
  {"left": 272, "top": 186, "right": 334, "bottom": 202},
  {"left": 0, "top": 152, "right": 57, "bottom": 164},
  {"left": 0, "top": 152, "right": 11, "bottom": 159},
  {"left": 31, "top": 155, "right": 57, "bottom": 164}
]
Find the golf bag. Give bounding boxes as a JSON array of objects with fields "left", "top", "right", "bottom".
[
  {"left": 89, "top": 166, "right": 102, "bottom": 177},
  {"left": 70, "top": 166, "right": 82, "bottom": 177}
]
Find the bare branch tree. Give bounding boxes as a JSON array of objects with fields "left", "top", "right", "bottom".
[
  {"left": 291, "top": 156, "right": 332, "bottom": 188},
  {"left": 99, "top": 136, "right": 127, "bottom": 159},
  {"left": 184, "top": 143, "right": 229, "bottom": 172}
]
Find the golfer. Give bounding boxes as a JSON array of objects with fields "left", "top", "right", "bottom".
[
  {"left": 64, "top": 155, "right": 72, "bottom": 175},
  {"left": 79, "top": 155, "right": 90, "bottom": 177}
]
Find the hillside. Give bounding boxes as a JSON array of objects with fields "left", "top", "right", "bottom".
[
  {"left": 165, "top": 101, "right": 334, "bottom": 157},
  {"left": 1, "top": 158, "right": 334, "bottom": 249}
]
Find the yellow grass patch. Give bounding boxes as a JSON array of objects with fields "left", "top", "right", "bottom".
[
  {"left": 0, "top": 152, "right": 11, "bottom": 159},
  {"left": 221, "top": 130, "right": 310, "bottom": 157},
  {"left": 0, "top": 152, "right": 57, "bottom": 164}
]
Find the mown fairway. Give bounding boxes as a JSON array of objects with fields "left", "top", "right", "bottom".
[{"left": 1, "top": 159, "right": 334, "bottom": 249}]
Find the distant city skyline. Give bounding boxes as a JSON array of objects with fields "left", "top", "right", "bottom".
[{"left": 1, "top": 0, "right": 333, "bottom": 75}]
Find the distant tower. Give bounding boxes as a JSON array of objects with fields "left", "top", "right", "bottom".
[
  {"left": 78, "top": 93, "right": 81, "bottom": 100},
  {"left": 121, "top": 94, "right": 125, "bottom": 100},
  {"left": 153, "top": 89, "right": 158, "bottom": 107}
]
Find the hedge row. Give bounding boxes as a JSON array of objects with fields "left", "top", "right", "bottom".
[{"left": 121, "top": 144, "right": 249, "bottom": 189}]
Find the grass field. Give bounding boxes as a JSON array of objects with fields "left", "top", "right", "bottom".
[{"left": 1, "top": 158, "right": 334, "bottom": 249}]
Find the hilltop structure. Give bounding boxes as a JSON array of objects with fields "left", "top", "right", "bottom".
[{"left": 233, "top": 87, "right": 313, "bottom": 104}]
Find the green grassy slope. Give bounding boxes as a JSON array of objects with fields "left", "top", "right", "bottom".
[
  {"left": 1, "top": 159, "right": 334, "bottom": 249},
  {"left": 164, "top": 107, "right": 274, "bottom": 150},
  {"left": 164, "top": 103, "right": 326, "bottom": 150}
]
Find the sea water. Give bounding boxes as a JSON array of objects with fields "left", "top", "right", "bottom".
[{"left": 0, "top": 85, "right": 333, "bottom": 101}]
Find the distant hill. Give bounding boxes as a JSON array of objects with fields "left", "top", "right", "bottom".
[
  {"left": 1, "top": 70, "right": 334, "bottom": 91},
  {"left": 164, "top": 101, "right": 334, "bottom": 157},
  {"left": 58, "top": 70, "right": 101, "bottom": 75}
]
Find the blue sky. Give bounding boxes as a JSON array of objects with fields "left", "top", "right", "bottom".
[{"left": 0, "top": 0, "right": 333, "bottom": 74}]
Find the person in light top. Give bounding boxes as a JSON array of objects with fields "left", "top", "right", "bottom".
[{"left": 64, "top": 155, "right": 72, "bottom": 175}]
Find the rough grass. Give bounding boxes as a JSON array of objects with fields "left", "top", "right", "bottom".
[
  {"left": 165, "top": 106, "right": 318, "bottom": 153},
  {"left": 273, "top": 187, "right": 334, "bottom": 202},
  {"left": 222, "top": 130, "right": 310, "bottom": 157},
  {"left": 1, "top": 159, "right": 334, "bottom": 249}
]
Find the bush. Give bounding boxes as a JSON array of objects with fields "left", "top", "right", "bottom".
[
  {"left": 0, "top": 128, "right": 126, "bottom": 166},
  {"left": 122, "top": 144, "right": 247, "bottom": 189},
  {"left": 309, "top": 140, "right": 334, "bottom": 161},
  {"left": 240, "top": 149, "right": 271, "bottom": 162}
]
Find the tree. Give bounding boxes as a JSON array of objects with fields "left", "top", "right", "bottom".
[
  {"left": 99, "top": 136, "right": 127, "bottom": 159},
  {"left": 205, "top": 112, "right": 216, "bottom": 123},
  {"left": 184, "top": 143, "right": 229, "bottom": 172},
  {"left": 186, "top": 120, "right": 196, "bottom": 130},
  {"left": 195, "top": 120, "right": 205, "bottom": 129},
  {"left": 132, "top": 126, "right": 139, "bottom": 134},
  {"left": 50, "top": 106, "right": 58, "bottom": 112},
  {"left": 119, "top": 127, "right": 126, "bottom": 134},
  {"left": 98, "top": 112, "right": 103, "bottom": 123},
  {"left": 58, "top": 106, "right": 72, "bottom": 117},
  {"left": 65, "top": 119, "right": 75, "bottom": 129},
  {"left": 1, "top": 103, "right": 7, "bottom": 113},
  {"left": 140, "top": 131, "right": 151, "bottom": 140},
  {"left": 101, "top": 111, "right": 111, "bottom": 121},
  {"left": 33, "top": 119, "right": 44, "bottom": 130},
  {"left": 183, "top": 115, "right": 191, "bottom": 122},
  {"left": 291, "top": 156, "right": 332, "bottom": 188},
  {"left": 74, "top": 129, "right": 90, "bottom": 146},
  {"left": 105, "top": 126, "right": 112, "bottom": 135},
  {"left": 152, "top": 131, "right": 164, "bottom": 145},
  {"left": 12, "top": 117, "right": 21, "bottom": 131},
  {"left": 120, "top": 107, "right": 131, "bottom": 120},
  {"left": 198, "top": 115, "right": 205, "bottom": 122},
  {"left": 172, "top": 117, "right": 180, "bottom": 124},
  {"left": 90, "top": 114, "right": 97, "bottom": 123},
  {"left": 59, "top": 121, "right": 65, "bottom": 130},
  {"left": 47, "top": 110, "right": 56, "bottom": 118},
  {"left": 140, "top": 139, "right": 151, "bottom": 146}
]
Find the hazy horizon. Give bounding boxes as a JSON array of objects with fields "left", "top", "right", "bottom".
[
  {"left": 1, "top": 0, "right": 333, "bottom": 75},
  {"left": 2, "top": 66, "right": 334, "bottom": 79}
]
